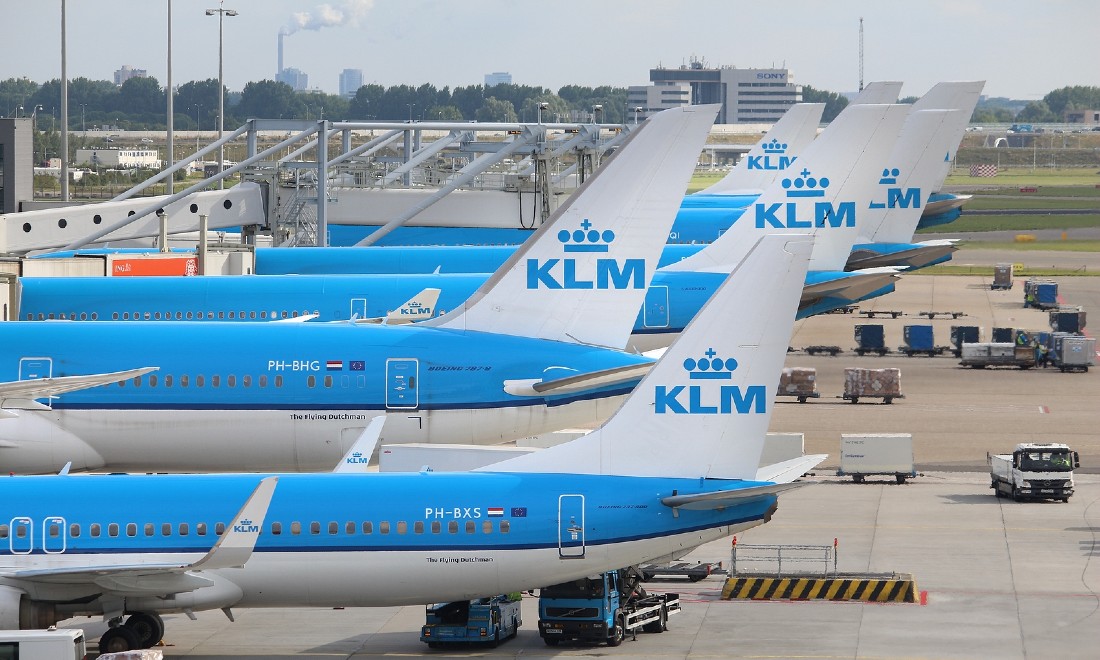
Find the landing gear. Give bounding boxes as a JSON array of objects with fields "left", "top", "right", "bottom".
[
  {"left": 99, "top": 625, "right": 141, "bottom": 653},
  {"left": 124, "top": 612, "right": 165, "bottom": 648}
]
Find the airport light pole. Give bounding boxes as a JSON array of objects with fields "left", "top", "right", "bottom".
[{"left": 206, "top": 2, "right": 237, "bottom": 189}]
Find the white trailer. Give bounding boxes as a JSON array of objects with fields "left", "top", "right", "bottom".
[
  {"left": 990, "top": 443, "right": 1078, "bottom": 502},
  {"left": 838, "top": 433, "right": 916, "bottom": 483},
  {"left": 0, "top": 629, "right": 87, "bottom": 660}
]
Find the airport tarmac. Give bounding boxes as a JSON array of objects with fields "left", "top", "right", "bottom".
[{"left": 58, "top": 260, "right": 1099, "bottom": 658}]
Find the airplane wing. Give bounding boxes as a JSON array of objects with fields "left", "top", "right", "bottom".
[
  {"left": 502, "top": 362, "right": 652, "bottom": 397},
  {"left": 661, "top": 481, "right": 811, "bottom": 511},
  {"left": 2, "top": 477, "right": 277, "bottom": 595},
  {"left": 333, "top": 416, "right": 385, "bottom": 473},
  {"left": 0, "top": 367, "right": 158, "bottom": 410}
]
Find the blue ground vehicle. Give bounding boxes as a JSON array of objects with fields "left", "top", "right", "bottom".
[
  {"left": 420, "top": 595, "right": 522, "bottom": 647},
  {"left": 538, "top": 568, "right": 680, "bottom": 647}
]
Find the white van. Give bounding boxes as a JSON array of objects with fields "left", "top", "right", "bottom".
[{"left": 0, "top": 628, "right": 86, "bottom": 660}]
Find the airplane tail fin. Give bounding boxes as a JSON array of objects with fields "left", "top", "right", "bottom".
[
  {"left": 357, "top": 288, "right": 442, "bottom": 324},
  {"left": 910, "top": 81, "right": 985, "bottom": 191},
  {"left": 423, "top": 105, "right": 719, "bottom": 349},
  {"left": 483, "top": 234, "right": 813, "bottom": 481},
  {"left": 697, "top": 103, "right": 825, "bottom": 195},
  {"left": 851, "top": 81, "right": 903, "bottom": 105},
  {"left": 663, "top": 104, "right": 908, "bottom": 275},
  {"left": 859, "top": 109, "right": 965, "bottom": 244}
]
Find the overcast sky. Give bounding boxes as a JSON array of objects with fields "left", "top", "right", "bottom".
[{"left": 4, "top": 0, "right": 1096, "bottom": 102}]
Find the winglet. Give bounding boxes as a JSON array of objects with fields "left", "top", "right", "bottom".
[
  {"left": 190, "top": 476, "right": 278, "bottom": 571},
  {"left": 334, "top": 416, "right": 385, "bottom": 473},
  {"left": 385, "top": 288, "right": 441, "bottom": 324}
]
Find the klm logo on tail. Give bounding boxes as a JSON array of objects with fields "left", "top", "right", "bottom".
[
  {"left": 400, "top": 302, "right": 432, "bottom": 317},
  {"left": 654, "top": 348, "right": 767, "bottom": 415},
  {"left": 746, "top": 138, "right": 794, "bottom": 171},
  {"left": 345, "top": 451, "right": 369, "bottom": 465},
  {"left": 526, "top": 219, "right": 645, "bottom": 290},
  {"left": 868, "top": 167, "right": 921, "bottom": 210},
  {"left": 754, "top": 168, "right": 856, "bottom": 229},
  {"left": 233, "top": 518, "right": 260, "bottom": 533}
]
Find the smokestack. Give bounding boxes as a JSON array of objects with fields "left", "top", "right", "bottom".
[{"left": 278, "top": 32, "right": 284, "bottom": 75}]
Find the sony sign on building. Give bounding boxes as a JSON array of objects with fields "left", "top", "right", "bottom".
[{"left": 634, "top": 58, "right": 800, "bottom": 124}]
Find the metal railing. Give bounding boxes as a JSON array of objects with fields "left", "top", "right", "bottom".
[{"left": 729, "top": 540, "right": 838, "bottom": 577}]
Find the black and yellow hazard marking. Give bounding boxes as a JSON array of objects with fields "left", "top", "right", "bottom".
[{"left": 721, "top": 574, "right": 917, "bottom": 603}]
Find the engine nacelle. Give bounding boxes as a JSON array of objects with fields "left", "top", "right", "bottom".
[
  {"left": 0, "top": 411, "right": 105, "bottom": 473},
  {"left": 0, "top": 585, "right": 57, "bottom": 629}
]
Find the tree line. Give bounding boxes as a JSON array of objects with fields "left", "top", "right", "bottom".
[
  {"left": 1, "top": 76, "right": 629, "bottom": 130},
  {"left": 5, "top": 74, "right": 1097, "bottom": 131}
]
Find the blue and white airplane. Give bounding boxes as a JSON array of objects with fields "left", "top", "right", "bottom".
[
  {"left": 18, "top": 102, "right": 910, "bottom": 352},
  {"left": 845, "top": 81, "right": 984, "bottom": 270},
  {"left": 0, "top": 233, "right": 821, "bottom": 653},
  {"left": 0, "top": 105, "right": 721, "bottom": 474}
]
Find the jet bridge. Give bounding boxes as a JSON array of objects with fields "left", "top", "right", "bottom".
[{"left": 0, "top": 118, "right": 628, "bottom": 254}]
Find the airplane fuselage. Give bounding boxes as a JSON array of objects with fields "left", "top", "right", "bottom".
[
  {"left": 0, "top": 472, "right": 774, "bottom": 613},
  {"left": 0, "top": 322, "right": 648, "bottom": 473}
]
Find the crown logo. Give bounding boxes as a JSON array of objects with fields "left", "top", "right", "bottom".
[
  {"left": 782, "top": 168, "right": 828, "bottom": 198},
  {"left": 558, "top": 219, "right": 615, "bottom": 253},
  {"left": 762, "top": 138, "right": 787, "bottom": 154},
  {"left": 351, "top": 452, "right": 363, "bottom": 458},
  {"left": 878, "top": 167, "right": 900, "bottom": 185},
  {"left": 683, "top": 348, "right": 738, "bottom": 380},
  {"left": 239, "top": 518, "right": 253, "bottom": 526}
]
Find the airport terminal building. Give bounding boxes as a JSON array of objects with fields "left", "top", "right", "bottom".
[{"left": 629, "top": 60, "right": 801, "bottom": 124}]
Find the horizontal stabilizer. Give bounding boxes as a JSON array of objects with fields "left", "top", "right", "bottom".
[
  {"left": 502, "top": 362, "right": 652, "bottom": 397},
  {"left": 661, "top": 481, "right": 809, "bottom": 511},
  {"left": 271, "top": 313, "right": 319, "bottom": 323},
  {"left": 0, "top": 367, "right": 158, "bottom": 409},
  {"left": 755, "top": 454, "right": 828, "bottom": 484}
]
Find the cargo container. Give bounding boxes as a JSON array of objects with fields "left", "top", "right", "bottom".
[
  {"left": 1023, "top": 279, "right": 1058, "bottom": 309},
  {"left": 841, "top": 368, "right": 902, "bottom": 403},
  {"left": 991, "top": 263, "right": 1013, "bottom": 290},
  {"left": 949, "top": 325, "right": 981, "bottom": 357},
  {"left": 853, "top": 324, "right": 887, "bottom": 356},
  {"left": 959, "top": 342, "right": 1036, "bottom": 369},
  {"left": 991, "top": 326, "right": 1015, "bottom": 343},
  {"left": 1049, "top": 307, "right": 1086, "bottom": 334},
  {"left": 760, "top": 433, "right": 805, "bottom": 467},
  {"left": 838, "top": 433, "right": 916, "bottom": 483},
  {"left": 900, "top": 324, "right": 946, "bottom": 356},
  {"left": 1049, "top": 334, "right": 1095, "bottom": 372}
]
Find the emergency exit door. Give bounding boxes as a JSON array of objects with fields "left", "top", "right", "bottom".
[{"left": 385, "top": 358, "right": 419, "bottom": 409}]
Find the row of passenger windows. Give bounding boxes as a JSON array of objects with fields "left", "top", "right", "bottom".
[
  {"left": 116, "top": 373, "right": 377, "bottom": 390},
  {"left": 1, "top": 518, "right": 510, "bottom": 539},
  {"left": 26, "top": 309, "right": 319, "bottom": 321}
]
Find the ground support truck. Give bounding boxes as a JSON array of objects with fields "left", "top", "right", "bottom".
[
  {"left": 538, "top": 568, "right": 680, "bottom": 647},
  {"left": 420, "top": 595, "right": 522, "bottom": 648},
  {"left": 990, "top": 443, "right": 1078, "bottom": 502}
]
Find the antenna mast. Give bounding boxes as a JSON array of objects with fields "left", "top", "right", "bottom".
[{"left": 858, "top": 17, "right": 864, "bottom": 92}]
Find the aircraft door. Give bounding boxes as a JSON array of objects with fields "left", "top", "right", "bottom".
[
  {"left": 19, "top": 357, "right": 53, "bottom": 380},
  {"left": 349, "top": 298, "right": 368, "bottom": 321},
  {"left": 557, "top": 494, "right": 585, "bottom": 559},
  {"left": 643, "top": 286, "right": 670, "bottom": 328},
  {"left": 42, "top": 516, "right": 66, "bottom": 554},
  {"left": 8, "top": 517, "right": 32, "bottom": 555},
  {"left": 385, "top": 358, "right": 419, "bottom": 410}
]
